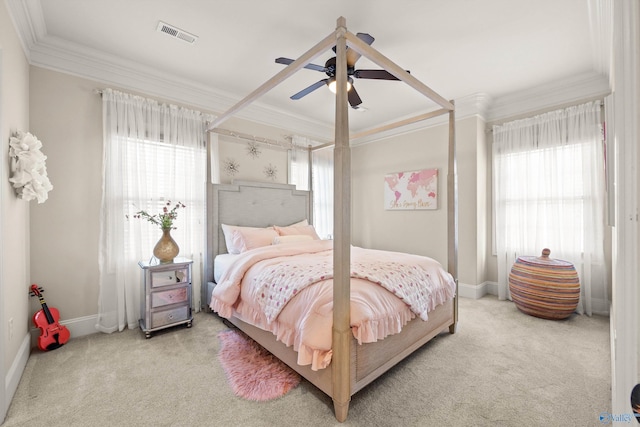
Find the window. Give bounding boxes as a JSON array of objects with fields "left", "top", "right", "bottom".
[
  {"left": 495, "top": 142, "right": 591, "bottom": 256},
  {"left": 289, "top": 136, "right": 334, "bottom": 239},
  {"left": 311, "top": 147, "right": 334, "bottom": 240},
  {"left": 98, "top": 89, "right": 209, "bottom": 333},
  {"left": 492, "top": 100, "right": 608, "bottom": 315},
  {"left": 123, "top": 137, "right": 206, "bottom": 257}
]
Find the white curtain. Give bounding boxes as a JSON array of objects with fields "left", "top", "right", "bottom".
[
  {"left": 290, "top": 136, "right": 310, "bottom": 190},
  {"left": 493, "top": 100, "right": 608, "bottom": 316},
  {"left": 210, "top": 133, "right": 221, "bottom": 184},
  {"left": 97, "top": 89, "right": 210, "bottom": 333},
  {"left": 311, "top": 147, "right": 334, "bottom": 240},
  {"left": 289, "top": 136, "right": 334, "bottom": 240}
]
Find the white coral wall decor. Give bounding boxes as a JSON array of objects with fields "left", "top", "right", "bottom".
[{"left": 8, "top": 131, "right": 53, "bottom": 203}]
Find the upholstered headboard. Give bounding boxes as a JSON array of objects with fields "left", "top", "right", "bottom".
[{"left": 205, "top": 180, "right": 312, "bottom": 287}]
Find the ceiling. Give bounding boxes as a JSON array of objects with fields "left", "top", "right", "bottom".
[{"left": 9, "top": 0, "right": 608, "bottom": 141}]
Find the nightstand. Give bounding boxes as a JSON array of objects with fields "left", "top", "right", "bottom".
[{"left": 138, "top": 257, "right": 193, "bottom": 338}]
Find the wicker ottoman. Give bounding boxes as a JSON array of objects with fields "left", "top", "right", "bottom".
[{"left": 508, "top": 248, "right": 580, "bottom": 320}]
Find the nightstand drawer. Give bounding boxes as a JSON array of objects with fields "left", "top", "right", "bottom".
[
  {"left": 151, "top": 268, "right": 188, "bottom": 288},
  {"left": 151, "top": 287, "right": 188, "bottom": 308},
  {"left": 151, "top": 306, "right": 189, "bottom": 329}
]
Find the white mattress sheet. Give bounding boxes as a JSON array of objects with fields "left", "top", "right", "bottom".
[{"left": 214, "top": 253, "right": 240, "bottom": 283}]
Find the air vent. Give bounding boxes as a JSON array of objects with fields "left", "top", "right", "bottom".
[{"left": 156, "top": 21, "right": 198, "bottom": 44}]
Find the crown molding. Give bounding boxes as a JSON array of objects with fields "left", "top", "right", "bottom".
[
  {"left": 27, "top": 34, "right": 334, "bottom": 140},
  {"left": 7, "top": 0, "right": 333, "bottom": 141},
  {"left": 3, "top": 0, "right": 492, "bottom": 144},
  {"left": 7, "top": 1, "right": 611, "bottom": 144},
  {"left": 487, "top": 71, "right": 611, "bottom": 122},
  {"left": 587, "top": 0, "right": 613, "bottom": 78}
]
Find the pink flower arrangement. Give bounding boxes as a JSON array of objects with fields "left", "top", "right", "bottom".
[{"left": 132, "top": 201, "right": 186, "bottom": 229}]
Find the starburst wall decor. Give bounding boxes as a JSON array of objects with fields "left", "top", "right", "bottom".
[
  {"left": 246, "top": 142, "right": 261, "bottom": 159},
  {"left": 263, "top": 163, "right": 278, "bottom": 181},
  {"left": 223, "top": 158, "right": 240, "bottom": 176}
]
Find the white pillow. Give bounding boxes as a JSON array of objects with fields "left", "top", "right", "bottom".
[
  {"left": 272, "top": 234, "right": 314, "bottom": 245},
  {"left": 220, "top": 223, "right": 242, "bottom": 254}
]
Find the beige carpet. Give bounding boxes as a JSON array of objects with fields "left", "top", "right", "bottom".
[{"left": 2, "top": 295, "right": 610, "bottom": 427}]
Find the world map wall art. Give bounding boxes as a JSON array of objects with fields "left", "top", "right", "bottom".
[{"left": 384, "top": 168, "right": 438, "bottom": 210}]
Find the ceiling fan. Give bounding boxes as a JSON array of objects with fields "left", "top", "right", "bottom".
[{"left": 275, "top": 33, "right": 409, "bottom": 108}]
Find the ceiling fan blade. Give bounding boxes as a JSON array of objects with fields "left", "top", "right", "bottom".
[
  {"left": 346, "top": 33, "right": 375, "bottom": 66},
  {"left": 290, "top": 79, "right": 329, "bottom": 100},
  {"left": 275, "top": 57, "right": 326, "bottom": 72},
  {"left": 354, "top": 69, "right": 410, "bottom": 80},
  {"left": 347, "top": 85, "right": 363, "bottom": 107},
  {"left": 331, "top": 33, "right": 376, "bottom": 66},
  {"left": 356, "top": 32, "right": 375, "bottom": 45}
]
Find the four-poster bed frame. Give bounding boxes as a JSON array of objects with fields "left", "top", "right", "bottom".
[{"left": 205, "top": 17, "right": 458, "bottom": 422}]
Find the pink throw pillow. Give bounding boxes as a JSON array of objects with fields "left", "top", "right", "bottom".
[
  {"left": 273, "top": 224, "right": 320, "bottom": 240},
  {"left": 234, "top": 227, "right": 279, "bottom": 252}
]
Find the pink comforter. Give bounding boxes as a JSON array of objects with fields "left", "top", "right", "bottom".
[{"left": 210, "top": 240, "right": 456, "bottom": 371}]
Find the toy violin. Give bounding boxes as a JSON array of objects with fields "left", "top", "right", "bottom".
[{"left": 30, "top": 284, "right": 70, "bottom": 351}]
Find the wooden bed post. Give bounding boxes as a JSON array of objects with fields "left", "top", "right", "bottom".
[
  {"left": 332, "top": 16, "right": 351, "bottom": 423},
  {"left": 447, "top": 101, "right": 459, "bottom": 333},
  {"left": 204, "top": 17, "right": 457, "bottom": 422},
  {"left": 307, "top": 144, "right": 314, "bottom": 223}
]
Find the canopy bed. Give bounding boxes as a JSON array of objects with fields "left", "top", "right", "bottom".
[{"left": 205, "top": 17, "right": 458, "bottom": 422}]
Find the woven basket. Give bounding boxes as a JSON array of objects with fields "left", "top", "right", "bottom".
[{"left": 508, "top": 248, "right": 580, "bottom": 320}]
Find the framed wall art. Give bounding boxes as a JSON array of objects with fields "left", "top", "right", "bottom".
[{"left": 384, "top": 168, "right": 438, "bottom": 210}]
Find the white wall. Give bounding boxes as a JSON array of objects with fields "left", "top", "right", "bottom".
[
  {"left": 215, "top": 117, "right": 292, "bottom": 186},
  {"left": 27, "top": 64, "right": 498, "bottom": 336},
  {"left": 27, "top": 68, "right": 294, "bottom": 327},
  {"left": 351, "top": 123, "right": 449, "bottom": 263},
  {"left": 351, "top": 116, "right": 489, "bottom": 290},
  {"left": 0, "top": 0, "right": 30, "bottom": 421},
  {"left": 26, "top": 61, "right": 614, "bottom": 323},
  {"left": 29, "top": 67, "right": 103, "bottom": 322}
]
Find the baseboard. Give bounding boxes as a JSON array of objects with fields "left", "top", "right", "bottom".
[
  {"left": 458, "top": 281, "right": 499, "bottom": 299},
  {"left": 5, "top": 333, "right": 30, "bottom": 410},
  {"left": 62, "top": 314, "right": 99, "bottom": 338},
  {"left": 589, "top": 297, "right": 610, "bottom": 316},
  {"left": 29, "top": 314, "right": 99, "bottom": 348}
]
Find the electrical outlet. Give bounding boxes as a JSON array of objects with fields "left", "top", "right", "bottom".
[{"left": 8, "top": 317, "right": 14, "bottom": 341}]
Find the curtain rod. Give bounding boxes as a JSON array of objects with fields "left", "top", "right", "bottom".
[
  {"left": 210, "top": 127, "right": 297, "bottom": 150},
  {"left": 96, "top": 88, "right": 309, "bottom": 151}
]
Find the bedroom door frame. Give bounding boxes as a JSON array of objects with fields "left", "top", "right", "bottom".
[
  {"left": 0, "top": 48, "right": 8, "bottom": 424},
  {"left": 610, "top": 0, "right": 640, "bottom": 417}
]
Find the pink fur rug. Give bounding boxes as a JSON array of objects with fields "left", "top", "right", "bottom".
[{"left": 217, "top": 329, "right": 301, "bottom": 401}]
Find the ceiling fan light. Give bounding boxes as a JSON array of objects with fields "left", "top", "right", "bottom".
[{"left": 327, "top": 77, "right": 353, "bottom": 94}]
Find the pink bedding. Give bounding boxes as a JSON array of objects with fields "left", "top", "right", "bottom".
[{"left": 210, "top": 240, "right": 456, "bottom": 371}]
